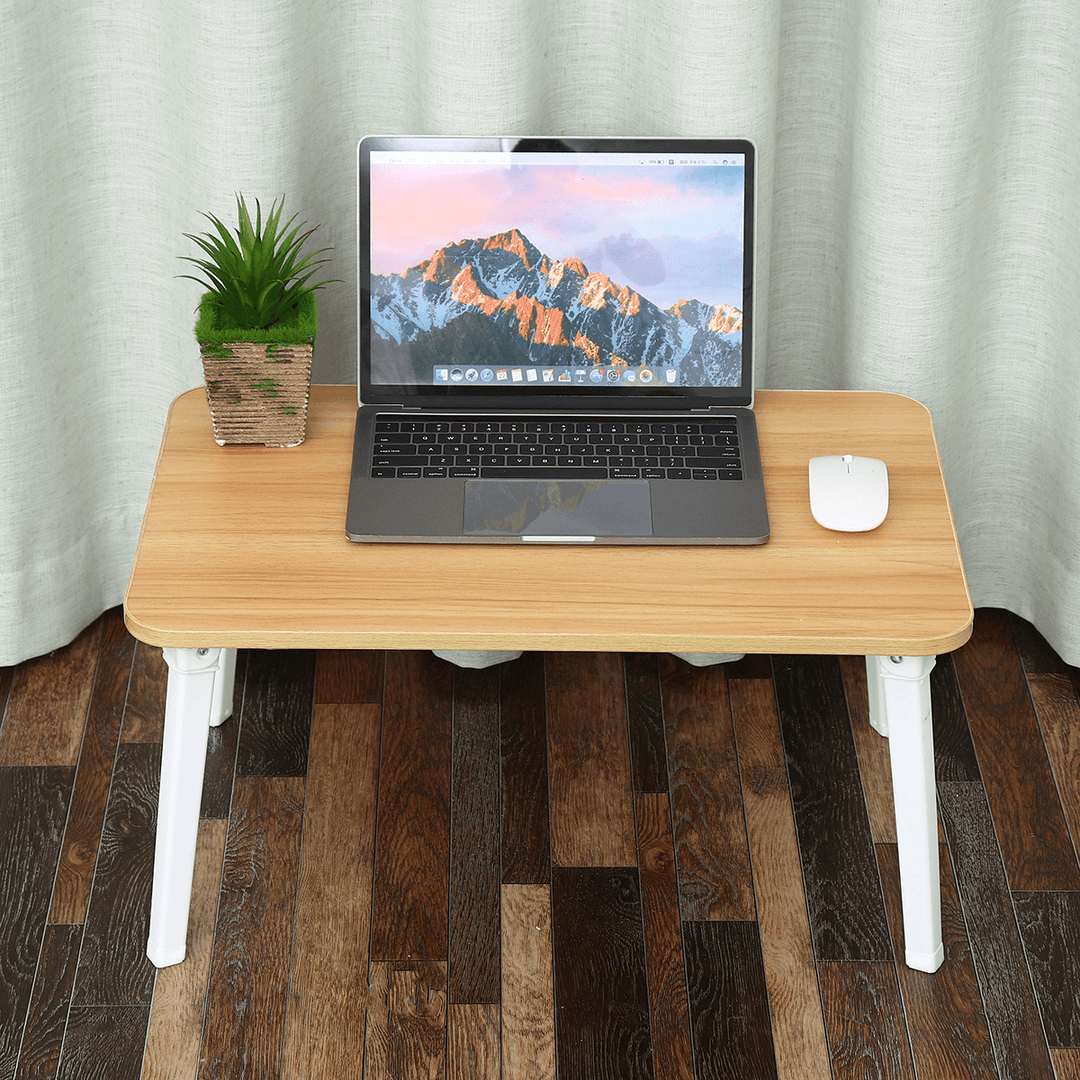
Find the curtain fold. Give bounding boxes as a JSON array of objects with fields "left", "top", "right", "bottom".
[{"left": 2, "top": 0, "right": 1077, "bottom": 665}]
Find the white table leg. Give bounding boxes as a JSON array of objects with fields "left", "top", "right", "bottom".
[
  {"left": 209, "top": 646, "right": 237, "bottom": 727},
  {"left": 869, "top": 654, "right": 943, "bottom": 972},
  {"left": 864, "top": 654, "right": 889, "bottom": 736},
  {"left": 147, "top": 647, "right": 237, "bottom": 968}
]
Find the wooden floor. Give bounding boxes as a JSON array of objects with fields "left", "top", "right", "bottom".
[{"left": 2, "top": 608, "right": 1080, "bottom": 1079}]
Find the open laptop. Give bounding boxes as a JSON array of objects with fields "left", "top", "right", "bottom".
[{"left": 346, "top": 136, "right": 769, "bottom": 544}]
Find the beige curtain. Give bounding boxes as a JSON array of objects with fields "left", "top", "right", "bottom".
[{"left": 2, "top": 0, "right": 1077, "bottom": 665}]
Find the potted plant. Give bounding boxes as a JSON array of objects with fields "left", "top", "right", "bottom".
[{"left": 180, "top": 194, "right": 337, "bottom": 446}]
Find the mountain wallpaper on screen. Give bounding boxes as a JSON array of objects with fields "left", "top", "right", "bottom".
[{"left": 370, "top": 229, "right": 743, "bottom": 386}]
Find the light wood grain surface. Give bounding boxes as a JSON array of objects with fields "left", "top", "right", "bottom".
[{"left": 123, "top": 385, "right": 972, "bottom": 655}]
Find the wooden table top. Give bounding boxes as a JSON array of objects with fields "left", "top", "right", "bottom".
[{"left": 123, "top": 386, "right": 972, "bottom": 656}]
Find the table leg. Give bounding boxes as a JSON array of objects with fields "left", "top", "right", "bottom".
[
  {"left": 209, "top": 646, "right": 237, "bottom": 727},
  {"left": 867, "top": 654, "right": 943, "bottom": 972},
  {"left": 147, "top": 647, "right": 236, "bottom": 968}
]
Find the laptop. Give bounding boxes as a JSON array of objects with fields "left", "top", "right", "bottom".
[{"left": 346, "top": 136, "right": 769, "bottom": 545}]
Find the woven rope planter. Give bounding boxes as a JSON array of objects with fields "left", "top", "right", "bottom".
[{"left": 201, "top": 340, "right": 313, "bottom": 446}]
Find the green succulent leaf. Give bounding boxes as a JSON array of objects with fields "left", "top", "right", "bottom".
[{"left": 179, "top": 193, "right": 339, "bottom": 329}]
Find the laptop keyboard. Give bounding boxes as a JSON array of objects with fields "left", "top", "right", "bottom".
[{"left": 370, "top": 415, "right": 742, "bottom": 481}]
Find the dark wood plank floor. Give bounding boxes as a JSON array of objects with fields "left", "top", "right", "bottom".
[{"left": 2, "top": 607, "right": 1079, "bottom": 1079}]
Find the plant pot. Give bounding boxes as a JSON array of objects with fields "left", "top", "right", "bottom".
[
  {"left": 195, "top": 290, "right": 318, "bottom": 446},
  {"left": 200, "top": 339, "right": 313, "bottom": 446}
]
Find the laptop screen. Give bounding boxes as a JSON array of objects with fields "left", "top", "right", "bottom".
[{"left": 358, "top": 137, "right": 754, "bottom": 408}]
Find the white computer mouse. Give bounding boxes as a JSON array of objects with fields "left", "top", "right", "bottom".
[{"left": 808, "top": 454, "right": 889, "bottom": 532}]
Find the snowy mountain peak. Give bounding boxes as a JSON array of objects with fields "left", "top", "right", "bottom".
[
  {"left": 668, "top": 298, "right": 743, "bottom": 333},
  {"left": 370, "top": 231, "right": 744, "bottom": 387},
  {"left": 481, "top": 229, "right": 541, "bottom": 270}
]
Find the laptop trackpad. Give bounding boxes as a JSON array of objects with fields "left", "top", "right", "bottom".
[{"left": 464, "top": 480, "right": 653, "bottom": 537}]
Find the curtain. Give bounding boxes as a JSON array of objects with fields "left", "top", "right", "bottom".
[{"left": 2, "top": 0, "right": 1077, "bottom": 666}]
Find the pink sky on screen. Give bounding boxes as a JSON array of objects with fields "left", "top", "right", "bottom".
[
  {"left": 367, "top": 162, "right": 747, "bottom": 311},
  {"left": 371, "top": 167, "right": 683, "bottom": 269},
  {"left": 372, "top": 166, "right": 710, "bottom": 266}
]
